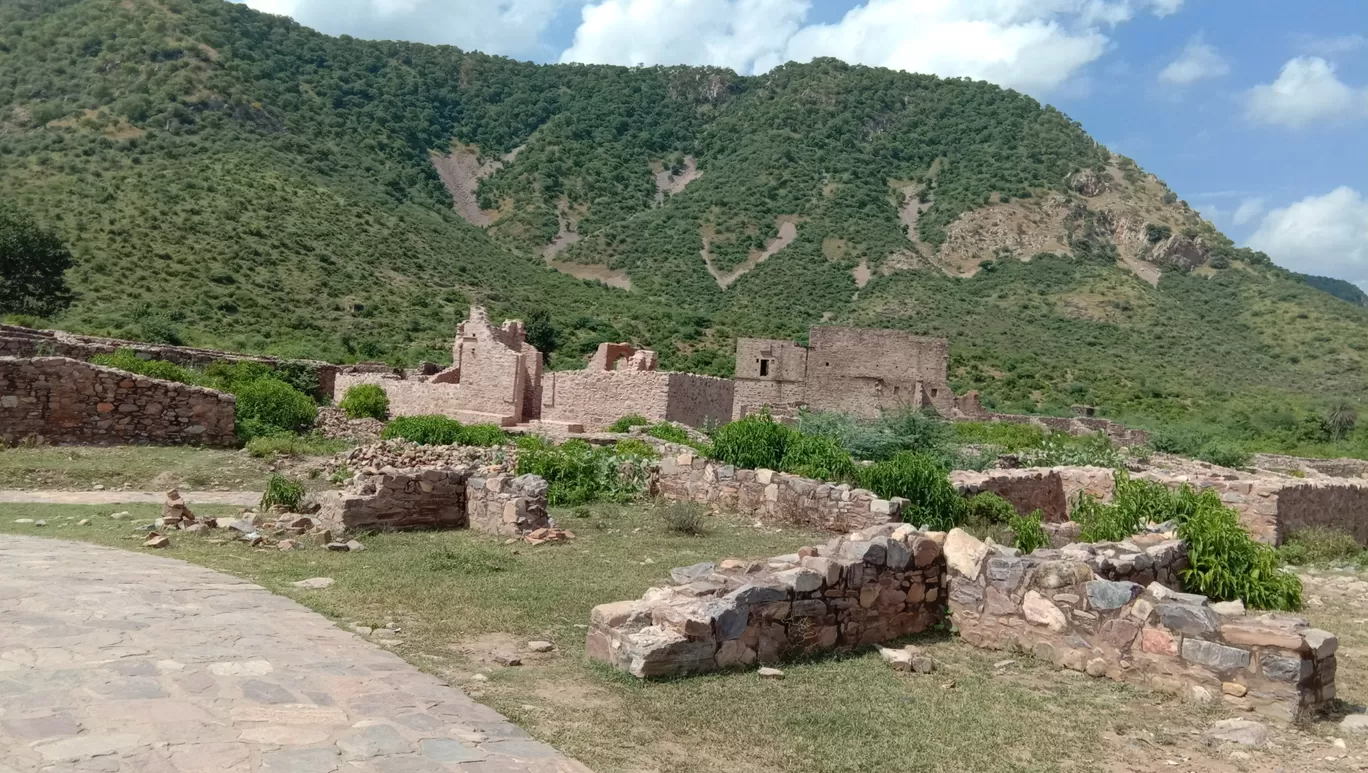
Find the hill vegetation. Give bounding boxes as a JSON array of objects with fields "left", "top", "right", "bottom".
[{"left": 2, "top": 0, "right": 1367, "bottom": 458}]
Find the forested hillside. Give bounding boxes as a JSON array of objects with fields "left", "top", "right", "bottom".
[{"left": 3, "top": 0, "right": 1367, "bottom": 456}]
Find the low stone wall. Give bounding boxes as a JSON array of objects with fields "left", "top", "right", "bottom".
[
  {"left": 946, "top": 529, "right": 1335, "bottom": 721},
  {"left": 0, "top": 357, "right": 236, "bottom": 447},
  {"left": 0, "top": 324, "right": 336, "bottom": 399},
  {"left": 333, "top": 372, "right": 520, "bottom": 426},
  {"left": 540, "top": 370, "right": 672, "bottom": 431},
  {"left": 1273, "top": 482, "right": 1368, "bottom": 546},
  {"left": 951, "top": 468, "right": 1074, "bottom": 522},
  {"left": 654, "top": 451, "right": 904, "bottom": 532},
  {"left": 317, "top": 466, "right": 549, "bottom": 537},
  {"left": 587, "top": 522, "right": 946, "bottom": 677},
  {"left": 663, "top": 372, "right": 735, "bottom": 430}
]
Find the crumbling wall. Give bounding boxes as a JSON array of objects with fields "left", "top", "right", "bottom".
[
  {"left": 0, "top": 324, "right": 336, "bottom": 398},
  {"left": 951, "top": 468, "right": 1073, "bottom": 522},
  {"left": 587, "top": 342, "right": 658, "bottom": 372},
  {"left": 0, "top": 357, "right": 236, "bottom": 447},
  {"left": 1272, "top": 482, "right": 1368, "bottom": 546},
  {"left": 540, "top": 370, "right": 673, "bottom": 431},
  {"left": 331, "top": 372, "right": 519, "bottom": 425},
  {"left": 946, "top": 529, "right": 1336, "bottom": 721},
  {"left": 588, "top": 522, "right": 946, "bottom": 677},
  {"left": 664, "top": 373, "right": 734, "bottom": 429},
  {"left": 655, "top": 451, "right": 903, "bottom": 532},
  {"left": 804, "top": 326, "right": 955, "bottom": 418},
  {"left": 316, "top": 466, "right": 549, "bottom": 536}
]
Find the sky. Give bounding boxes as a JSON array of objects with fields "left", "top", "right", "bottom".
[{"left": 232, "top": 0, "right": 1368, "bottom": 289}]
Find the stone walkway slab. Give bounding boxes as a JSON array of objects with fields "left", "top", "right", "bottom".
[
  {"left": 0, "top": 535, "right": 591, "bottom": 772},
  {"left": 0, "top": 490, "right": 260, "bottom": 506}
]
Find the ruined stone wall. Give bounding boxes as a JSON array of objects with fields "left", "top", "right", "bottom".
[
  {"left": 1272, "top": 483, "right": 1368, "bottom": 546},
  {"left": 804, "top": 326, "right": 955, "bottom": 418},
  {"left": 734, "top": 338, "right": 808, "bottom": 381},
  {"left": 0, "top": 325, "right": 336, "bottom": 398},
  {"left": 664, "top": 373, "right": 734, "bottom": 430},
  {"left": 654, "top": 451, "right": 903, "bottom": 532},
  {"left": 952, "top": 468, "right": 1073, "bottom": 522},
  {"left": 332, "top": 372, "right": 518, "bottom": 425},
  {"left": 588, "top": 522, "right": 946, "bottom": 677},
  {"left": 0, "top": 357, "right": 236, "bottom": 447},
  {"left": 946, "top": 529, "right": 1336, "bottom": 722},
  {"left": 316, "top": 466, "right": 549, "bottom": 537},
  {"left": 730, "top": 379, "right": 807, "bottom": 421},
  {"left": 539, "top": 370, "right": 672, "bottom": 431}
]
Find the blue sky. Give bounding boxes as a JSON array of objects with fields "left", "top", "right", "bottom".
[{"left": 234, "top": 0, "right": 1368, "bottom": 287}]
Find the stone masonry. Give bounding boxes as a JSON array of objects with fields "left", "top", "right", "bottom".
[
  {"left": 946, "top": 528, "right": 1337, "bottom": 722},
  {"left": 587, "top": 522, "right": 946, "bottom": 677},
  {"left": 0, "top": 357, "right": 236, "bottom": 447},
  {"left": 654, "top": 451, "right": 906, "bottom": 532},
  {"left": 316, "top": 466, "right": 549, "bottom": 537}
]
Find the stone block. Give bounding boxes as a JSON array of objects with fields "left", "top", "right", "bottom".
[
  {"left": 1022, "top": 591, "right": 1068, "bottom": 633},
  {"left": 1182, "top": 639, "right": 1251, "bottom": 671},
  {"left": 1086, "top": 580, "right": 1143, "bottom": 611},
  {"left": 943, "top": 528, "right": 989, "bottom": 580},
  {"left": 1157, "top": 601, "right": 1219, "bottom": 636},
  {"left": 775, "top": 568, "right": 824, "bottom": 593},
  {"left": 1140, "top": 626, "right": 1177, "bottom": 656}
]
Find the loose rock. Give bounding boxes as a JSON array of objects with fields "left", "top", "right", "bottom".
[
  {"left": 527, "top": 641, "right": 555, "bottom": 653},
  {"left": 1205, "top": 718, "right": 1270, "bottom": 746},
  {"left": 293, "top": 577, "right": 335, "bottom": 590},
  {"left": 758, "top": 667, "right": 785, "bottom": 680}
]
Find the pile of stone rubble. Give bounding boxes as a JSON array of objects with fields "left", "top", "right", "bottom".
[
  {"left": 143, "top": 489, "right": 355, "bottom": 552},
  {"left": 313, "top": 406, "right": 385, "bottom": 443},
  {"left": 323, "top": 439, "right": 513, "bottom": 480}
]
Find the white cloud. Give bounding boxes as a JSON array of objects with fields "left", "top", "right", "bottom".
[
  {"left": 1245, "top": 57, "right": 1368, "bottom": 129},
  {"left": 236, "top": 0, "right": 569, "bottom": 58},
  {"left": 1232, "top": 197, "right": 1264, "bottom": 226},
  {"left": 563, "top": 0, "right": 1187, "bottom": 94},
  {"left": 1157, "top": 36, "right": 1228, "bottom": 86},
  {"left": 1295, "top": 33, "right": 1366, "bottom": 56},
  {"left": 1248, "top": 187, "right": 1368, "bottom": 286}
]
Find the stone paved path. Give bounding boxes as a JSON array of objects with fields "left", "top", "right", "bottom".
[
  {"left": 0, "top": 536, "right": 590, "bottom": 773},
  {"left": 0, "top": 490, "right": 260, "bottom": 506}
]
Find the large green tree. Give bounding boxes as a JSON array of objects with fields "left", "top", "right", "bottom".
[{"left": 0, "top": 209, "right": 74, "bottom": 317}]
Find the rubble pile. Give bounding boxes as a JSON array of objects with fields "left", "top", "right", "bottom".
[{"left": 324, "top": 440, "right": 513, "bottom": 479}]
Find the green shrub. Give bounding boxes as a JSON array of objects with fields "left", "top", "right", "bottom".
[
  {"left": 1073, "top": 471, "right": 1174, "bottom": 542},
  {"left": 1277, "top": 527, "right": 1364, "bottom": 566},
  {"left": 260, "top": 473, "right": 306, "bottom": 511},
  {"left": 952, "top": 421, "right": 1046, "bottom": 452},
  {"left": 779, "top": 433, "right": 857, "bottom": 482},
  {"left": 382, "top": 415, "right": 465, "bottom": 445},
  {"left": 608, "top": 414, "right": 650, "bottom": 433},
  {"left": 339, "top": 384, "right": 389, "bottom": 420},
  {"left": 856, "top": 452, "right": 963, "bottom": 531},
  {"left": 245, "top": 432, "right": 347, "bottom": 459},
  {"left": 1009, "top": 508, "right": 1050, "bottom": 554},
  {"left": 203, "top": 360, "right": 279, "bottom": 393},
  {"left": 615, "top": 438, "right": 659, "bottom": 458},
  {"left": 460, "top": 424, "right": 509, "bottom": 447},
  {"left": 797, "top": 408, "right": 957, "bottom": 464},
  {"left": 645, "top": 422, "right": 690, "bottom": 444},
  {"left": 1178, "top": 488, "right": 1301, "bottom": 610},
  {"left": 515, "top": 438, "right": 653, "bottom": 506},
  {"left": 234, "top": 378, "right": 318, "bottom": 440},
  {"left": 711, "top": 412, "right": 792, "bottom": 470},
  {"left": 1020, "top": 432, "right": 1125, "bottom": 468},
  {"left": 1196, "top": 442, "right": 1251, "bottom": 470},
  {"left": 963, "top": 492, "right": 1017, "bottom": 524},
  {"left": 90, "top": 349, "right": 201, "bottom": 385},
  {"left": 660, "top": 501, "right": 709, "bottom": 535}
]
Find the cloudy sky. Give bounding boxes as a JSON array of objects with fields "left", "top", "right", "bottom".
[{"left": 233, "top": 0, "right": 1368, "bottom": 289}]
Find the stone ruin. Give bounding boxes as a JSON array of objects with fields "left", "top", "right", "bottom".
[
  {"left": 316, "top": 465, "right": 549, "bottom": 537},
  {"left": 589, "top": 523, "right": 1338, "bottom": 722}
]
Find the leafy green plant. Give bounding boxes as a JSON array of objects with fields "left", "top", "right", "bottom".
[
  {"left": 0, "top": 207, "right": 74, "bottom": 317},
  {"left": 90, "top": 349, "right": 203, "bottom": 385},
  {"left": 963, "top": 492, "right": 1017, "bottom": 524},
  {"left": 460, "top": 424, "right": 510, "bottom": 447},
  {"left": 382, "top": 415, "right": 466, "bottom": 445},
  {"left": 797, "top": 408, "right": 957, "bottom": 464},
  {"left": 856, "top": 452, "right": 963, "bottom": 531},
  {"left": 608, "top": 414, "right": 650, "bottom": 433},
  {"left": 1178, "top": 487, "right": 1301, "bottom": 610},
  {"left": 952, "top": 421, "right": 1047, "bottom": 452},
  {"left": 1277, "top": 526, "right": 1364, "bottom": 566},
  {"left": 660, "top": 501, "right": 709, "bottom": 536},
  {"left": 339, "top": 384, "right": 389, "bottom": 420},
  {"left": 245, "top": 432, "right": 347, "bottom": 459},
  {"left": 644, "top": 422, "right": 690, "bottom": 444},
  {"left": 615, "top": 438, "right": 659, "bottom": 458},
  {"left": 778, "top": 433, "right": 857, "bottom": 482},
  {"left": 515, "top": 438, "right": 653, "bottom": 506},
  {"left": 260, "top": 473, "right": 306, "bottom": 511},
  {"left": 1009, "top": 508, "right": 1049, "bottom": 554},
  {"left": 1019, "top": 432, "right": 1124, "bottom": 468},
  {"left": 234, "top": 378, "right": 318, "bottom": 440},
  {"left": 710, "top": 413, "right": 792, "bottom": 471}
]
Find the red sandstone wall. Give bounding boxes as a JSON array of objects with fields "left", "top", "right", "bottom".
[
  {"left": 0, "top": 357, "right": 236, "bottom": 446},
  {"left": 540, "top": 370, "right": 673, "bottom": 431}
]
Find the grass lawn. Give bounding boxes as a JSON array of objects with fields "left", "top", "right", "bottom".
[
  {"left": 0, "top": 445, "right": 277, "bottom": 491},
  {"left": 0, "top": 502, "right": 1356, "bottom": 772}
]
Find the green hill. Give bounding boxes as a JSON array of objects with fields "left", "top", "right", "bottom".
[{"left": 3, "top": 0, "right": 1367, "bottom": 456}]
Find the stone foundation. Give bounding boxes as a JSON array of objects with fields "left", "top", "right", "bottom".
[
  {"left": 946, "top": 529, "right": 1335, "bottom": 722},
  {"left": 587, "top": 522, "right": 946, "bottom": 678},
  {"left": 654, "top": 452, "right": 904, "bottom": 532},
  {"left": 317, "top": 467, "right": 549, "bottom": 537},
  {"left": 0, "top": 357, "right": 236, "bottom": 447}
]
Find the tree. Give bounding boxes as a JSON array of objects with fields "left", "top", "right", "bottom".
[
  {"left": 524, "top": 308, "right": 558, "bottom": 354},
  {"left": 1324, "top": 401, "right": 1358, "bottom": 441},
  {"left": 0, "top": 209, "right": 74, "bottom": 317}
]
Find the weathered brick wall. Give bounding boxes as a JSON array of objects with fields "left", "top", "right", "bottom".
[
  {"left": 1272, "top": 482, "right": 1368, "bottom": 546},
  {"left": 316, "top": 466, "right": 549, "bottom": 536},
  {"left": 734, "top": 338, "right": 808, "bottom": 381},
  {"left": 588, "top": 522, "right": 946, "bottom": 677},
  {"left": 946, "top": 528, "right": 1336, "bottom": 722},
  {"left": 730, "top": 378, "right": 807, "bottom": 421},
  {"left": 332, "top": 373, "right": 520, "bottom": 425},
  {"left": 0, "top": 325, "right": 336, "bottom": 398},
  {"left": 540, "top": 370, "right": 672, "bottom": 431},
  {"left": 804, "top": 326, "right": 955, "bottom": 418},
  {"left": 664, "top": 373, "right": 734, "bottom": 429},
  {"left": 951, "top": 468, "right": 1073, "bottom": 522},
  {"left": 654, "top": 451, "right": 903, "bottom": 532},
  {"left": 0, "top": 357, "right": 236, "bottom": 447}
]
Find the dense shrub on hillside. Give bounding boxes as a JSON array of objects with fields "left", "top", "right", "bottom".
[
  {"left": 234, "top": 378, "right": 318, "bottom": 440},
  {"left": 856, "top": 452, "right": 963, "bottom": 531},
  {"left": 515, "top": 437, "right": 654, "bottom": 506},
  {"left": 339, "top": 384, "right": 389, "bottom": 420},
  {"left": 711, "top": 413, "right": 792, "bottom": 471}
]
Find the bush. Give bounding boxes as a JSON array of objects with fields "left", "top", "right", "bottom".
[
  {"left": 779, "top": 433, "right": 857, "bottom": 482},
  {"left": 1073, "top": 471, "right": 1174, "bottom": 542},
  {"left": 382, "top": 415, "right": 466, "bottom": 445},
  {"left": 615, "top": 438, "right": 659, "bottom": 458},
  {"left": 246, "top": 432, "right": 347, "bottom": 459},
  {"left": 608, "top": 414, "right": 650, "bottom": 433},
  {"left": 1019, "top": 432, "right": 1124, "bottom": 468},
  {"left": 660, "top": 501, "right": 709, "bottom": 535},
  {"left": 963, "top": 492, "right": 1017, "bottom": 524},
  {"left": 260, "top": 473, "right": 306, "bottom": 511},
  {"left": 515, "top": 438, "right": 653, "bottom": 506},
  {"left": 798, "top": 408, "right": 957, "bottom": 464},
  {"left": 1277, "top": 526, "right": 1364, "bottom": 566},
  {"left": 460, "top": 424, "right": 509, "bottom": 447},
  {"left": 953, "top": 421, "right": 1047, "bottom": 452},
  {"left": 234, "top": 378, "right": 318, "bottom": 440},
  {"left": 645, "top": 422, "right": 690, "bottom": 444},
  {"left": 711, "top": 413, "right": 792, "bottom": 470},
  {"left": 90, "top": 349, "right": 201, "bottom": 385},
  {"left": 339, "top": 384, "right": 389, "bottom": 420},
  {"left": 856, "top": 452, "right": 963, "bottom": 531},
  {"left": 1009, "top": 509, "right": 1049, "bottom": 553}
]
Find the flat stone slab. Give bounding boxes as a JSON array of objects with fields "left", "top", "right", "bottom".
[{"left": 0, "top": 535, "right": 591, "bottom": 772}]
